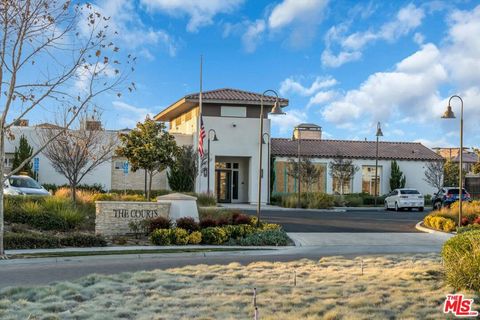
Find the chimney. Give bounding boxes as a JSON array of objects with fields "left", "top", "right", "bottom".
[
  {"left": 83, "top": 120, "right": 102, "bottom": 131},
  {"left": 14, "top": 119, "right": 29, "bottom": 127},
  {"left": 293, "top": 123, "right": 322, "bottom": 140}
]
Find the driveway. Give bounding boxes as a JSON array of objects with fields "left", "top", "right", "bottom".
[{"left": 241, "top": 207, "right": 430, "bottom": 233}]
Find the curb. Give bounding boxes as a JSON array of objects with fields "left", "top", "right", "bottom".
[{"left": 415, "top": 221, "right": 455, "bottom": 235}]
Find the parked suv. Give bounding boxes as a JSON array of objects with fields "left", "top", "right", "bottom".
[
  {"left": 432, "top": 187, "right": 471, "bottom": 210},
  {"left": 4, "top": 175, "right": 51, "bottom": 196}
]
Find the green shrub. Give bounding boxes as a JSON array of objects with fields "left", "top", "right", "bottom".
[
  {"left": 148, "top": 216, "right": 172, "bottom": 233},
  {"left": 173, "top": 228, "right": 189, "bottom": 245},
  {"left": 175, "top": 217, "right": 199, "bottom": 232},
  {"left": 93, "top": 193, "right": 117, "bottom": 201},
  {"left": 261, "top": 223, "right": 281, "bottom": 232},
  {"left": 237, "top": 230, "right": 290, "bottom": 246},
  {"left": 59, "top": 233, "right": 107, "bottom": 247},
  {"left": 150, "top": 229, "right": 174, "bottom": 245},
  {"left": 196, "top": 193, "right": 216, "bottom": 207},
  {"left": 279, "top": 192, "right": 335, "bottom": 209},
  {"left": 188, "top": 231, "right": 202, "bottom": 244},
  {"left": 120, "top": 194, "right": 146, "bottom": 201},
  {"left": 20, "top": 201, "right": 42, "bottom": 215},
  {"left": 222, "top": 224, "right": 255, "bottom": 239},
  {"left": 201, "top": 227, "right": 228, "bottom": 245},
  {"left": 4, "top": 232, "right": 59, "bottom": 249},
  {"left": 457, "top": 224, "right": 480, "bottom": 234},
  {"left": 343, "top": 195, "right": 363, "bottom": 207},
  {"left": 442, "top": 230, "right": 480, "bottom": 291},
  {"left": 128, "top": 220, "right": 149, "bottom": 238}
]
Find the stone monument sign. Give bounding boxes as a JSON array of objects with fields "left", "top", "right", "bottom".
[{"left": 96, "top": 201, "right": 170, "bottom": 236}]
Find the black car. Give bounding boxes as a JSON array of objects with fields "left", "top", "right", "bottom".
[{"left": 431, "top": 187, "right": 471, "bottom": 210}]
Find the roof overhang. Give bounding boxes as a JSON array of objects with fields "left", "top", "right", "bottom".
[{"left": 154, "top": 97, "right": 289, "bottom": 122}]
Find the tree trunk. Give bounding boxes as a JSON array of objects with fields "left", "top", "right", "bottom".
[
  {"left": 147, "top": 171, "right": 153, "bottom": 200},
  {"left": 144, "top": 169, "right": 147, "bottom": 198},
  {"left": 0, "top": 131, "right": 5, "bottom": 258},
  {"left": 70, "top": 183, "right": 77, "bottom": 203}
]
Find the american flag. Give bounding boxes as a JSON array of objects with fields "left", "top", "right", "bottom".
[{"left": 198, "top": 115, "right": 206, "bottom": 157}]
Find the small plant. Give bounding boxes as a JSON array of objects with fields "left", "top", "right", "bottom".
[
  {"left": 128, "top": 220, "right": 148, "bottom": 238},
  {"left": 175, "top": 217, "right": 199, "bottom": 232},
  {"left": 442, "top": 230, "right": 480, "bottom": 291},
  {"left": 112, "top": 236, "right": 128, "bottom": 245},
  {"left": 199, "top": 218, "right": 217, "bottom": 228},
  {"left": 196, "top": 193, "right": 217, "bottom": 207},
  {"left": 237, "top": 230, "right": 290, "bottom": 246},
  {"left": 148, "top": 216, "right": 172, "bottom": 233},
  {"left": 150, "top": 229, "right": 174, "bottom": 245},
  {"left": 232, "top": 213, "right": 250, "bottom": 225},
  {"left": 188, "top": 231, "right": 202, "bottom": 244},
  {"left": 173, "top": 228, "right": 189, "bottom": 245},
  {"left": 201, "top": 227, "right": 228, "bottom": 245}
]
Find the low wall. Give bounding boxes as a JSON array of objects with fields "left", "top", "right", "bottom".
[{"left": 96, "top": 201, "right": 170, "bottom": 236}]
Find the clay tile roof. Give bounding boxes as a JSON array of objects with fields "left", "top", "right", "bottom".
[
  {"left": 184, "top": 88, "right": 288, "bottom": 104},
  {"left": 271, "top": 138, "right": 444, "bottom": 161}
]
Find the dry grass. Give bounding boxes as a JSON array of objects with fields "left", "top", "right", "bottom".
[
  {"left": 0, "top": 254, "right": 474, "bottom": 319},
  {"left": 55, "top": 187, "right": 97, "bottom": 203}
]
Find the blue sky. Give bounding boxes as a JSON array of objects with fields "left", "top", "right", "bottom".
[{"left": 35, "top": 0, "right": 480, "bottom": 148}]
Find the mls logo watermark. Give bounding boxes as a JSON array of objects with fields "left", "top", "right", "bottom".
[{"left": 443, "top": 294, "right": 479, "bottom": 317}]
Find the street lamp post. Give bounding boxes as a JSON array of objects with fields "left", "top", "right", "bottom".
[
  {"left": 207, "top": 129, "right": 218, "bottom": 195},
  {"left": 257, "top": 90, "right": 285, "bottom": 226},
  {"left": 442, "top": 95, "right": 464, "bottom": 226},
  {"left": 374, "top": 122, "right": 383, "bottom": 206},
  {"left": 262, "top": 133, "right": 270, "bottom": 204}
]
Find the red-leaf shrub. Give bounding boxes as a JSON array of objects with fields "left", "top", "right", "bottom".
[
  {"left": 200, "top": 218, "right": 217, "bottom": 228},
  {"left": 461, "top": 217, "right": 470, "bottom": 226},
  {"left": 148, "top": 216, "right": 172, "bottom": 233},
  {"left": 233, "top": 213, "right": 251, "bottom": 225},
  {"left": 216, "top": 217, "right": 230, "bottom": 226},
  {"left": 176, "top": 217, "right": 199, "bottom": 232},
  {"left": 474, "top": 216, "right": 480, "bottom": 225}
]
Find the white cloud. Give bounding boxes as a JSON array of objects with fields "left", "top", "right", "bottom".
[
  {"left": 307, "top": 90, "right": 337, "bottom": 107},
  {"left": 242, "top": 20, "right": 266, "bottom": 53},
  {"left": 141, "top": 0, "right": 243, "bottom": 32},
  {"left": 270, "top": 109, "right": 307, "bottom": 135},
  {"left": 279, "top": 76, "right": 337, "bottom": 96},
  {"left": 322, "top": 3, "right": 425, "bottom": 67},
  {"left": 322, "top": 43, "right": 447, "bottom": 125},
  {"left": 413, "top": 32, "right": 425, "bottom": 45},
  {"left": 268, "top": 0, "right": 329, "bottom": 29}
]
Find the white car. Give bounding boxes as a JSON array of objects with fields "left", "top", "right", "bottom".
[
  {"left": 4, "top": 175, "right": 51, "bottom": 196},
  {"left": 384, "top": 188, "right": 424, "bottom": 211}
]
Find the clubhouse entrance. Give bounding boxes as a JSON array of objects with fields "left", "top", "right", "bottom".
[{"left": 214, "top": 157, "right": 249, "bottom": 203}]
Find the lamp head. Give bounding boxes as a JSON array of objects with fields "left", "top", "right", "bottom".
[
  {"left": 212, "top": 133, "right": 219, "bottom": 141},
  {"left": 270, "top": 100, "right": 285, "bottom": 115},
  {"left": 376, "top": 122, "right": 383, "bottom": 137},
  {"left": 442, "top": 105, "right": 456, "bottom": 119}
]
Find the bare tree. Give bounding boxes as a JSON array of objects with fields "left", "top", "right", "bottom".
[
  {"left": 287, "top": 157, "right": 322, "bottom": 193},
  {"left": 329, "top": 156, "right": 359, "bottom": 195},
  {"left": 424, "top": 161, "right": 444, "bottom": 190},
  {"left": 0, "top": 1, "right": 134, "bottom": 257},
  {"left": 41, "top": 112, "right": 117, "bottom": 202}
]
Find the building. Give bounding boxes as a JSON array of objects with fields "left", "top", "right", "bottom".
[
  {"left": 154, "top": 88, "right": 288, "bottom": 204},
  {"left": 6, "top": 87, "right": 444, "bottom": 199},
  {"left": 432, "top": 147, "right": 479, "bottom": 172},
  {"left": 4, "top": 122, "right": 167, "bottom": 192},
  {"left": 272, "top": 124, "right": 444, "bottom": 196}
]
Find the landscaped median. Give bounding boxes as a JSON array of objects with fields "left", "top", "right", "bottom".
[
  {"left": 421, "top": 201, "right": 480, "bottom": 233},
  {"left": 3, "top": 188, "right": 291, "bottom": 251}
]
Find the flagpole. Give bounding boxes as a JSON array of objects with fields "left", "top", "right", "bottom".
[{"left": 197, "top": 55, "right": 203, "bottom": 193}]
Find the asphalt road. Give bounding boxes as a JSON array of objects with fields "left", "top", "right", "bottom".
[
  {"left": 244, "top": 208, "right": 431, "bottom": 233},
  {"left": 0, "top": 207, "right": 437, "bottom": 287}
]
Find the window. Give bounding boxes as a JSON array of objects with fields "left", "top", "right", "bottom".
[
  {"left": 332, "top": 177, "right": 352, "bottom": 194},
  {"left": 221, "top": 106, "right": 246, "bottom": 117},
  {"left": 400, "top": 190, "right": 420, "bottom": 195},
  {"left": 185, "top": 110, "right": 192, "bottom": 122},
  {"left": 4, "top": 158, "right": 13, "bottom": 168},
  {"left": 362, "top": 166, "right": 382, "bottom": 195},
  {"left": 114, "top": 161, "right": 124, "bottom": 170}
]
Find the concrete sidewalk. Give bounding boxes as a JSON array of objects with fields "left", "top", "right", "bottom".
[
  {"left": 287, "top": 232, "right": 452, "bottom": 247},
  {"left": 216, "top": 203, "right": 386, "bottom": 212},
  {"left": 5, "top": 244, "right": 287, "bottom": 256}
]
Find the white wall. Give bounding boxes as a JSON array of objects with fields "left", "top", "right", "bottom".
[
  {"left": 275, "top": 156, "right": 438, "bottom": 196},
  {"left": 198, "top": 116, "right": 270, "bottom": 204},
  {"left": 6, "top": 127, "right": 113, "bottom": 190}
]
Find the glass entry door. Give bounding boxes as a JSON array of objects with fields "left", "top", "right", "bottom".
[{"left": 216, "top": 170, "right": 232, "bottom": 203}]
